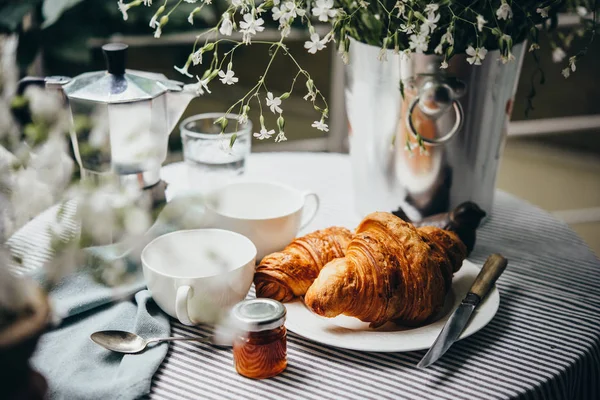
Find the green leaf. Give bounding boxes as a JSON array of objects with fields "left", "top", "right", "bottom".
[{"left": 42, "top": 0, "right": 87, "bottom": 28}]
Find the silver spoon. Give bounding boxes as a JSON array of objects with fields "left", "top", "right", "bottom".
[{"left": 90, "top": 330, "right": 223, "bottom": 354}]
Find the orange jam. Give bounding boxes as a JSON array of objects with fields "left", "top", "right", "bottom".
[
  {"left": 233, "top": 326, "right": 287, "bottom": 379},
  {"left": 230, "top": 299, "right": 287, "bottom": 379}
]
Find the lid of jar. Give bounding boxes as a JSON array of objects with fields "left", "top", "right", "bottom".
[{"left": 231, "top": 299, "right": 286, "bottom": 332}]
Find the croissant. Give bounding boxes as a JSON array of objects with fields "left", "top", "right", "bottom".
[
  {"left": 304, "top": 212, "right": 466, "bottom": 327},
  {"left": 254, "top": 226, "right": 354, "bottom": 302}
]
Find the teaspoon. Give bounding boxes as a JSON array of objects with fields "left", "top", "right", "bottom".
[{"left": 90, "top": 330, "right": 224, "bottom": 354}]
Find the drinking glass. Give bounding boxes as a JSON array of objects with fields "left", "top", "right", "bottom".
[{"left": 180, "top": 113, "right": 252, "bottom": 193}]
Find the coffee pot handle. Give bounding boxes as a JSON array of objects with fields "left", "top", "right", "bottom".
[{"left": 175, "top": 285, "right": 194, "bottom": 326}]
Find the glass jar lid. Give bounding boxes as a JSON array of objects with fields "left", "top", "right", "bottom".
[{"left": 231, "top": 299, "right": 286, "bottom": 332}]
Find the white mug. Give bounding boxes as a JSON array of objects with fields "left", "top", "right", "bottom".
[
  {"left": 203, "top": 181, "right": 320, "bottom": 260},
  {"left": 141, "top": 229, "right": 256, "bottom": 326}
]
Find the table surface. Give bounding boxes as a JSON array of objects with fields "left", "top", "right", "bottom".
[
  {"left": 150, "top": 153, "right": 600, "bottom": 400},
  {"left": 7, "top": 152, "right": 600, "bottom": 400}
]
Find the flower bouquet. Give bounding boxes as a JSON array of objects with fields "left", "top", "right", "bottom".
[{"left": 118, "top": 0, "right": 598, "bottom": 144}]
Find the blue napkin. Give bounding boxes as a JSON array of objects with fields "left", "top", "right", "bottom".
[
  {"left": 28, "top": 193, "right": 209, "bottom": 399},
  {"left": 31, "top": 272, "right": 169, "bottom": 400}
]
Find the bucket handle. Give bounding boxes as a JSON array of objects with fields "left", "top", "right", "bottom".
[{"left": 406, "top": 98, "right": 464, "bottom": 146}]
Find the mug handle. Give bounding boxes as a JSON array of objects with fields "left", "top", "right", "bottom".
[
  {"left": 175, "top": 285, "right": 194, "bottom": 326},
  {"left": 300, "top": 192, "right": 320, "bottom": 230}
]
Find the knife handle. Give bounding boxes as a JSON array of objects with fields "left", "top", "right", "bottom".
[{"left": 469, "top": 254, "right": 508, "bottom": 299}]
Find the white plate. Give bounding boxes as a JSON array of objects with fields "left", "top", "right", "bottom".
[{"left": 284, "top": 260, "right": 499, "bottom": 352}]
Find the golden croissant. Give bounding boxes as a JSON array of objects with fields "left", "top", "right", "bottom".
[
  {"left": 254, "top": 226, "right": 354, "bottom": 302},
  {"left": 304, "top": 212, "right": 466, "bottom": 327}
]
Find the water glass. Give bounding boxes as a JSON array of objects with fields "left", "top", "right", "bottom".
[{"left": 180, "top": 113, "right": 252, "bottom": 193}]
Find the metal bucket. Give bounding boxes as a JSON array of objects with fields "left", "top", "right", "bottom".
[{"left": 346, "top": 40, "right": 526, "bottom": 220}]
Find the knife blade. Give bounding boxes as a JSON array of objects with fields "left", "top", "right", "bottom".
[{"left": 417, "top": 253, "right": 508, "bottom": 369}]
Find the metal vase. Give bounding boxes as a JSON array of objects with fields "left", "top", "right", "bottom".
[{"left": 346, "top": 39, "right": 526, "bottom": 220}]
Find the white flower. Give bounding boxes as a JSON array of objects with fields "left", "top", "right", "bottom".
[
  {"left": 195, "top": 76, "right": 211, "bottom": 95},
  {"left": 275, "top": 131, "right": 287, "bottom": 142},
  {"left": 150, "top": 14, "right": 159, "bottom": 28},
  {"left": 441, "top": 29, "right": 453, "bottom": 45},
  {"left": 283, "top": 1, "right": 306, "bottom": 19},
  {"left": 378, "top": 48, "right": 388, "bottom": 61},
  {"left": 174, "top": 63, "right": 192, "bottom": 78},
  {"left": 281, "top": 24, "right": 291, "bottom": 38},
  {"left": 272, "top": 6, "right": 284, "bottom": 21},
  {"left": 529, "top": 43, "right": 540, "bottom": 52},
  {"left": 219, "top": 68, "right": 238, "bottom": 85},
  {"left": 238, "top": 113, "right": 248, "bottom": 125},
  {"left": 312, "top": 0, "right": 337, "bottom": 22},
  {"left": 191, "top": 49, "right": 202, "bottom": 65},
  {"left": 239, "top": 13, "right": 265, "bottom": 44},
  {"left": 409, "top": 32, "right": 428, "bottom": 54},
  {"left": 552, "top": 47, "right": 566, "bottom": 63},
  {"left": 254, "top": 127, "right": 275, "bottom": 140},
  {"left": 183, "top": 0, "right": 198, "bottom": 3},
  {"left": 466, "top": 45, "right": 487, "bottom": 65},
  {"left": 476, "top": 14, "right": 487, "bottom": 32},
  {"left": 266, "top": 92, "right": 283, "bottom": 114},
  {"left": 144, "top": 0, "right": 152, "bottom": 5},
  {"left": 496, "top": 1, "right": 513, "bottom": 20},
  {"left": 220, "top": 13, "right": 233, "bottom": 36},
  {"left": 500, "top": 52, "right": 515, "bottom": 64},
  {"left": 424, "top": 3, "right": 439, "bottom": 13},
  {"left": 577, "top": 6, "right": 588, "bottom": 17},
  {"left": 117, "top": 1, "right": 129, "bottom": 21},
  {"left": 187, "top": 12, "right": 194, "bottom": 24},
  {"left": 536, "top": 7, "right": 549, "bottom": 18},
  {"left": 440, "top": 60, "right": 448, "bottom": 69},
  {"left": 434, "top": 44, "right": 443, "bottom": 54},
  {"left": 231, "top": 0, "right": 246, "bottom": 9},
  {"left": 562, "top": 68, "right": 570, "bottom": 78},
  {"left": 569, "top": 56, "right": 577, "bottom": 72},
  {"left": 311, "top": 120, "right": 329, "bottom": 132},
  {"left": 395, "top": 2, "right": 405, "bottom": 17},
  {"left": 399, "top": 23, "right": 415, "bottom": 34},
  {"left": 304, "top": 33, "right": 326, "bottom": 54},
  {"left": 420, "top": 11, "right": 440, "bottom": 34},
  {"left": 154, "top": 25, "right": 162, "bottom": 38}
]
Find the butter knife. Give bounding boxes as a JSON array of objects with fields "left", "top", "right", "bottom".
[{"left": 417, "top": 253, "right": 508, "bottom": 369}]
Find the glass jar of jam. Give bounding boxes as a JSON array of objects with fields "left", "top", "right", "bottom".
[{"left": 231, "top": 299, "right": 287, "bottom": 379}]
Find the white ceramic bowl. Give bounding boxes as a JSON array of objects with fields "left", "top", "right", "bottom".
[{"left": 141, "top": 229, "right": 256, "bottom": 325}]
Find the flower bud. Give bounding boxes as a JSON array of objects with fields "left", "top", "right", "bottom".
[
  {"left": 159, "top": 15, "right": 169, "bottom": 27},
  {"left": 208, "top": 69, "right": 220, "bottom": 80},
  {"left": 280, "top": 92, "right": 290, "bottom": 100},
  {"left": 277, "top": 116, "right": 285, "bottom": 131},
  {"left": 229, "top": 133, "right": 238, "bottom": 148}
]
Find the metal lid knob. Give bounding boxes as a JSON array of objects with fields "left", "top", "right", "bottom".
[{"left": 102, "top": 43, "right": 128, "bottom": 75}]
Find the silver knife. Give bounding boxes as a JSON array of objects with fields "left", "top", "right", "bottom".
[{"left": 417, "top": 253, "right": 508, "bottom": 369}]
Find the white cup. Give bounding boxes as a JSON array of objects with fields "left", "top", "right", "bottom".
[
  {"left": 141, "top": 229, "right": 256, "bottom": 326},
  {"left": 203, "top": 181, "right": 320, "bottom": 260}
]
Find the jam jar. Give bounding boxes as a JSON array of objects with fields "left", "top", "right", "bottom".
[{"left": 231, "top": 298, "right": 287, "bottom": 379}]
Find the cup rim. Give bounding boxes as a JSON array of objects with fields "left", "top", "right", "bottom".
[
  {"left": 205, "top": 180, "right": 307, "bottom": 221},
  {"left": 141, "top": 228, "right": 257, "bottom": 280},
  {"left": 179, "top": 112, "right": 252, "bottom": 139}
]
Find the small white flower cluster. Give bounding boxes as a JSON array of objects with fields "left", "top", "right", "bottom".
[{"left": 120, "top": 0, "right": 594, "bottom": 145}]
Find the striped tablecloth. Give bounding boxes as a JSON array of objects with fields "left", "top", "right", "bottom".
[{"left": 9, "top": 153, "right": 600, "bottom": 400}]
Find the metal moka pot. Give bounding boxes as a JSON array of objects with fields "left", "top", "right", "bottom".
[{"left": 18, "top": 43, "right": 199, "bottom": 191}]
